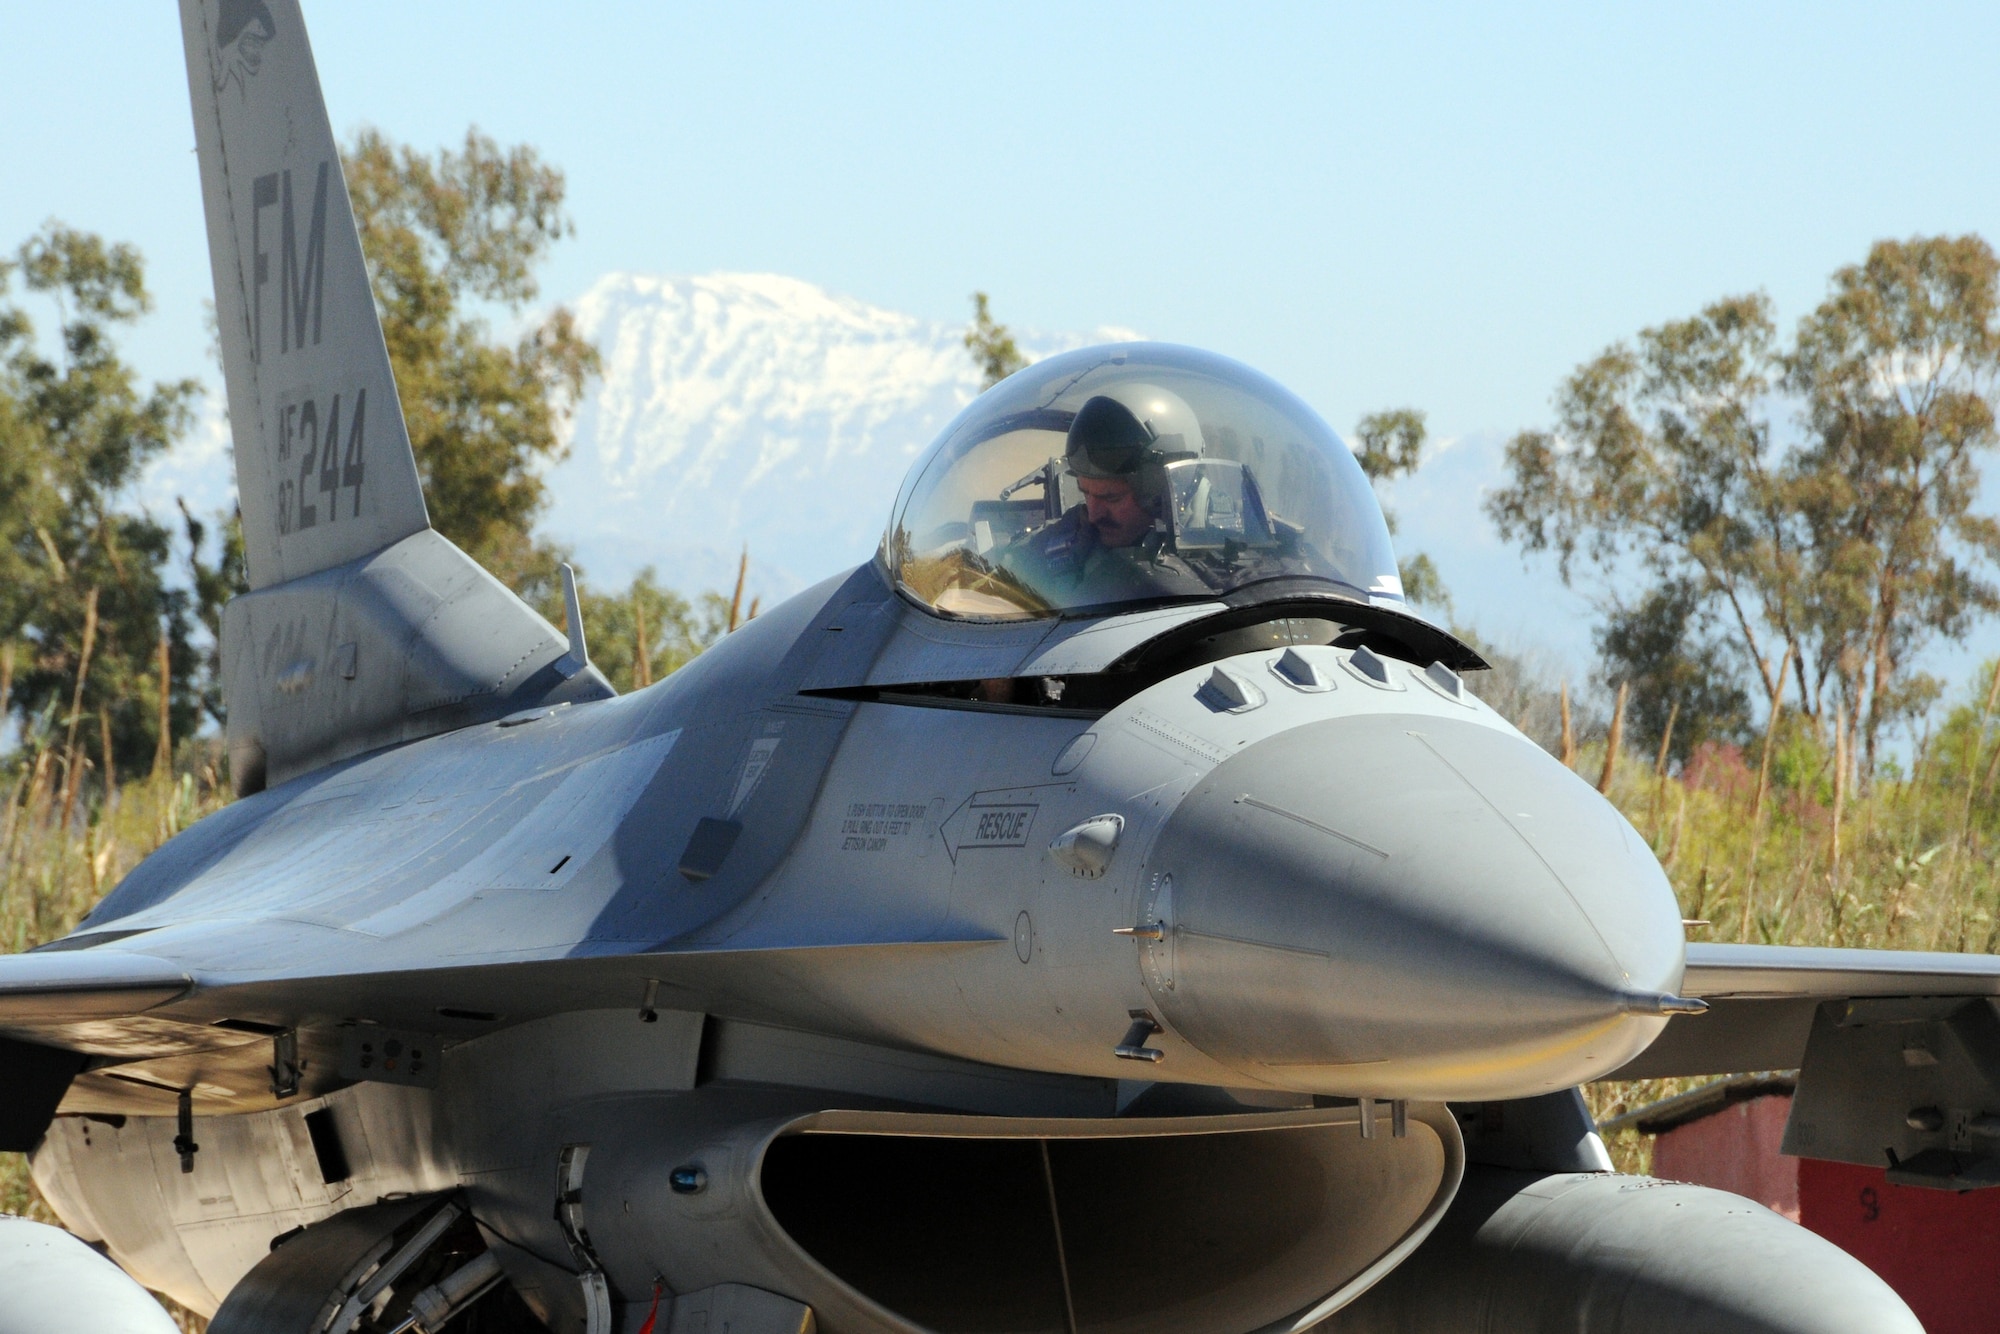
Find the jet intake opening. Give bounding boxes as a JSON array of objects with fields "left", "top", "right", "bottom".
[{"left": 759, "top": 1118, "right": 1452, "bottom": 1334}]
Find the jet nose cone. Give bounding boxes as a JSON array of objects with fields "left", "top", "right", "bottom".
[{"left": 1141, "top": 713, "right": 1684, "bottom": 1098}]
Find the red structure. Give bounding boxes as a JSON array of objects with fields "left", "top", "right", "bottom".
[
  {"left": 1650, "top": 1086, "right": 1799, "bottom": 1220},
  {"left": 1626, "top": 1077, "right": 2000, "bottom": 1333}
]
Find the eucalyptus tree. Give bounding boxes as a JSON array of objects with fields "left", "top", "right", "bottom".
[
  {"left": 965, "top": 292, "right": 1028, "bottom": 390},
  {"left": 1355, "top": 407, "right": 1451, "bottom": 614},
  {"left": 343, "top": 127, "right": 599, "bottom": 598},
  {"left": 1489, "top": 236, "right": 2000, "bottom": 778},
  {"left": 0, "top": 225, "right": 202, "bottom": 773}
]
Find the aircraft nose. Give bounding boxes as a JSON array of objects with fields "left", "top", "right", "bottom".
[{"left": 1138, "top": 713, "right": 1687, "bottom": 1099}]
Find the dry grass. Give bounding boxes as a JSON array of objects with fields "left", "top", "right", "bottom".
[
  {"left": 0, "top": 747, "right": 230, "bottom": 1331},
  {"left": 1585, "top": 665, "right": 2000, "bottom": 1170}
]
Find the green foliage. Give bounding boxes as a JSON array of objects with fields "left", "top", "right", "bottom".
[
  {"left": 571, "top": 567, "right": 732, "bottom": 694},
  {"left": 964, "top": 292, "right": 1027, "bottom": 390},
  {"left": 1490, "top": 237, "right": 2000, "bottom": 782},
  {"left": 1353, "top": 407, "right": 1428, "bottom": 487},
  {"left": 1354, "top": 407, "right": 1452, "bottom": 614},
  {"left": 1597, "top": 583, "right": 1750, "bottom": 761},
  {"left": 1768, "top": 714, "right": 1832, "bottom": 805},
  {"left": 1450, "top": 632, "right": 1583, "bottom": 755},
  {"left": 176, "top": 499, "right": 246, "bottom": 728},
  {"left": 0, "top": 224, "right": 204, "bottom": 776},
  {"left": 1561, "top": 657, "right": 2000, "bottom": 1170},
  {"left": 1394, "top": 551, "right": 1452, "bottom": 616},
  {"left": 1782, "top": 236, "right": 2000, "bottom": 771},
  {"left": 1488, "top": 292, "right": 1790, "bottom": 692},
  {"left": 343, "top": 127, "right": 600, "bottom": 597}
]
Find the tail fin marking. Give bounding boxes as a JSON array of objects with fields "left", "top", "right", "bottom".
[{"left": 180, "top": 0, "right": 429, "bottom": 589}]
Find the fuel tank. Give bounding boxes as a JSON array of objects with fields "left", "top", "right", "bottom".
[
  {"left": 1323, "top": 1165, "right": 1923, "bottom": 1333},
  {"left": 0, "top": 1215, "right": 180, "bottom": 1334}
]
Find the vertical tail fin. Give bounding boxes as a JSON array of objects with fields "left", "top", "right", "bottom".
[
  {"left": 180, "top": 0, "right": 428, "bottom": 588},
  {"left": 180, "top": 1, "right": 612, "bottom": 794}
]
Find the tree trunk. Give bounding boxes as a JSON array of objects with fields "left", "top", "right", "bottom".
[
  {"left": 1752, "top": 644, "right": 1794, "bottom": 824},
  {"left": 1831, "top": 701, "right": 1848, "bottom": 871},
  {"left": 1559, "top": 682, "right": 1576, "bottom": 768},
  {"left": 1598, "top": 683, "right": 1628, "bottom": 795}
]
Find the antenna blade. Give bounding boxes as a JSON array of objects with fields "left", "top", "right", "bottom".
[{"left": 557, "top": 563, "right": 589, "bottom": 677}]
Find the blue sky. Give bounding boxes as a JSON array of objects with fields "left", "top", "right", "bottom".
[{"left": 7, "top": 3, "right": 2000, "bottom": 706}]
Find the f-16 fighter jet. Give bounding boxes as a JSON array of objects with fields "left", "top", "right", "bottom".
[{"left": 1, "top": 4, "right": 1994, "bottom": 1331}]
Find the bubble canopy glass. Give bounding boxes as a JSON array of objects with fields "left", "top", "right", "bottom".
[{"left": 883, "top": 344, "right": 1402, "bottom": 622}]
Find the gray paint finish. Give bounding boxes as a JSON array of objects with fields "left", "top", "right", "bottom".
[
  {"left": 221, "top": 529, "right": 614, "bottom": 792},
  {"left": 4, "top": 3, "right": 1997, "bottom": 1327},
  {"left": 1326, "top": 1166, "right": 1924, "bottom": 1333},
  {"left": 0, "top": 1218, "right": 179, "bottom": 1334},
  {"left": 182, "top": 0, "right": 428, "bottom": 586}
]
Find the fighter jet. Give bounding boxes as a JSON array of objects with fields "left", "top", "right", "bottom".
[{"left": 2, "top": 4, "right": 1996, "bottom": 1331}]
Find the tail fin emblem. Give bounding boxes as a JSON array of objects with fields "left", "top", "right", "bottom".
[{"left": 214, "top": 0, "right": 275, "bottom": 99}]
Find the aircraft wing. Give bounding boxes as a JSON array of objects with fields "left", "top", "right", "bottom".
[
  {"left": 0, "top": 927, "right": 1011, "bottom": 1137},
  {"left": 0, "top": 951, "right": 196, "bottom": 1148},
  {"left": 0, "top": 931, "right": 1003, "bottom": 1041},
  {"left": 0, "top": 951, "right": 193, "bottom": 1022},
  {"left": 8, "top": 938, "right": 1997, "bottom": 1086},
  {"left": 1609, "top": 941, "right": 2000, "bottom": 1079},
  {"left": 1685, "top": 942, "right": 2000, "bottom": 999}
]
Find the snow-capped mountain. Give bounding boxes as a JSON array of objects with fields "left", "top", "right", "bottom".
[
  {"left": 137, "top": 270, "right": 1593, "bottom": 666},
  {"left": 541, "top": 272, "right": 1137, "bottom": 601}
]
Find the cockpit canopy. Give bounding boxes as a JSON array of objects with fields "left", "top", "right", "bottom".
[{"left": 883, "top": 343, "right": 1402, "bottom": 621}]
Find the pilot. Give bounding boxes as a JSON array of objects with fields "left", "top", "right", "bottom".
[{"left": 1003, "top": 384, "right": 1210, "bottom": 602}]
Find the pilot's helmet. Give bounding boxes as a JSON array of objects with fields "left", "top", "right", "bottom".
[{"left": 1063, "top": 383, "right": 1204, "bottom": 504}]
